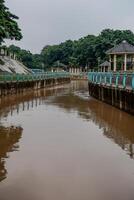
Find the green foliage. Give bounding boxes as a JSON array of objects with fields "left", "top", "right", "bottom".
[
  {"left": 94, "top": 29, "right": 134, "bottom": 63},
  {"left": 72, "top": 35, "right": 97, "bottom": 68},
  {"left": 7, "top": 29, "right": 134, "bottom": 71},
  {"left": 69, "top": 57, "right": 78, "bottom": 67},
  {"left": 8, "top": 45, "right": 43, "bottom": 69},
  {"left": 41, "top": 40, "right": 74, "bottom": 68},
  {"left": 41, "top": 29, "right": 134, "bottom": 70},
  {"left": 0, "top": 59, "right": 4, "bottom": 65},
  {"left": 0, "top": 0, "right": 22, "bottom": 44}
]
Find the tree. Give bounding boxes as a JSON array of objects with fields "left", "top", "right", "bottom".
[
  {"left": 41, "top": 45, "right": 63, "bottom": 68},
  {"left": 8, "top": 45, "right": 21, "bottom": 54},
  {"left": 93, "top": 29, "right": 134, "bottom": 64},
  {"left": 69, "top": 56, "right": 78, "bottom": 67},
  {"left": 72, "top": 35, "right": 97, "bottom": 68},
  {"left": 9, "top": 45, "right": 43, "bottom": 69},
  {"left": 9, "top": 29, "right": 134, "bottom": 71},
  {"left": 0, "top": 0, "right": 22, "bottom": 44},
  {"left": 40, "top": 29, "right": 134, "bottom": 70}
]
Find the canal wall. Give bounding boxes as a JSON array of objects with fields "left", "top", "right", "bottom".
[
  {"left": 0, "top": 76, "right": 70, "bottom": 97},
  {"left": 88, "top": 72, "right": 134, "bottom": 115},
  {"left": 0, "top": 55, "right": 32, "bottom": 74},
  {"left": 88, "top": 82, "right": 134, "bottom": 115}
]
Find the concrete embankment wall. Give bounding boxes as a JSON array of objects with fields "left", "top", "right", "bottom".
[
  {"left": 88, "top": 82, "right": 134, "bottom": 115},
  {"left": 0, "top": 77, "right": 70, "bottom": 97},
  {"left": 0, "top": 56, "right": 32, "bottom": 74}
]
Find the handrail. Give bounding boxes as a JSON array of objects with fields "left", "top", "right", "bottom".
[
  {"left": 0, "top": 72, "right": 70, "bottom": 83},
  {"left": 88, "top": 72, "right": 134, "bottom": 90}
]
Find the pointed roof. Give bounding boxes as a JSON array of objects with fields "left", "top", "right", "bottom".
[
  {"left": 53, "top": 61, "right": 67, "bottom": 68},
  {"left": 106, "top": 40, "right": 134, "bottom": 54},
  {"left": 99, "top": 61, "right": 111, "bottom": 67}
]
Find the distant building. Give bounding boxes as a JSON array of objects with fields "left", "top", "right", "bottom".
[
  {"left": 99, "top": 61, "right": 111, "bottom": 72},
  {"left": 31, "top": 69, "right": 44, "bottom": 74},
  {"left": 106, "top": 40, "right": 134, "bottom": 71}
]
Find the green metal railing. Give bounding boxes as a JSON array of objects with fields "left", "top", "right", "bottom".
[
  {"left": 70, "top": 72, "right": 88, "bottom": 77},
  {"left": 88, "top": 72, "right": 134, "bottom": 90},
  {"left": 0, "top": 72, "right": 70, "bottom": 83}
]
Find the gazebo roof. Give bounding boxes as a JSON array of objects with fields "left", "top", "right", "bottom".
[
  {"left": 53, "top": 61, "right": 67, "bottom": 68},
  {"left": 99, "top": 61, "right": 111, "bottom": 67},
  {"left": 106, "top": 40, "right": 134, "bottom": 54}
]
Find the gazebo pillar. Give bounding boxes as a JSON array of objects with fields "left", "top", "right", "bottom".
[
  {"left": 108, "top": 65, "right": 110, "bottom": 72},
  {"left": 133, "top": 56, "right": 134, "bottom": 71},
  {"left": 114, "top": 54, "right": 117, "bottom": 72},
  {"left": 109, "top": 55, "right": 112, "bottom": 71},
  {"left": 124, "top": 54, "right": 127, "bottom": 71}
]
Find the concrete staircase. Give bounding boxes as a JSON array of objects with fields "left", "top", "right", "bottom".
[{"left": 0, "top": 56, "right": 32, "bottom": 74}]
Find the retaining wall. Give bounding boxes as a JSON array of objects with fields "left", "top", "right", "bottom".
[
  {"left": 88, "top": 82, "right": 134, "bottom": 115},
  {"left": 0, "top": 77, "right": 70, "bottom": 97}
]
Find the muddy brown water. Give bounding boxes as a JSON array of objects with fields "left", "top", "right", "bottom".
[{"left": 0, "top": 81, "right": 134, "bottom": 200}]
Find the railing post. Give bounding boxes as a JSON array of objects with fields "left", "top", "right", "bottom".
[
  {"left": 99, "top": 73, "right": 102, "bottom": 84},
  {"left": 110, "top": 73, "right": 113, "bottom": 86},
  {"left": 92, "top": 73, "right": 94, "bottom": 82},
  {"left": 104, "top": 73, "right": 107, "bottom": 85},
  {"left": 95, "top": 73, "right": 97, "bottom": 83},
  {"left": 123, "top": 73, "right": 127, "bottom": 89},
  {"left": 115, "top": 73, "right": 119, "bottom": 87},
  {"left": 131, "top": 73, "right": 134, "bottom": 90}
]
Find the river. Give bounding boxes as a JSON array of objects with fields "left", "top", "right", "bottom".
[{"left": 0, "top": 80, "right": 134, "bottom": 200}]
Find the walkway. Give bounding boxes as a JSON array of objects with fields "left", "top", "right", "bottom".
[
  {"left": 0, "top": 72, "right": 70, "bottom": 83},
  {"left": 88, "top": 72, "right": 134, "bottom": 91}
]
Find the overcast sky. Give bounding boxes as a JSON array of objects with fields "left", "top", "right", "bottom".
[{"left": 5, "top": 0, "right": 134, "bottom": 53}]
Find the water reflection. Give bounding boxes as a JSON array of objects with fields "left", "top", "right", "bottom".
[
  {"left": 0, "top": 86, "right": 68, "bottom": 119},
  {"left": 0, "top": 81, "right": 130, "bottom": 160},
  {"left": 0, "top": 126, "right": 22, "bottom": 182},
  {"left": 0, "top": 86, "right": 69, "bottom": 183},
  {"left": 49, "top": 88, "right": 134, "bottom": 160},
  {"left": 0, "top": 80, "right": 133, "bottom": 184},
  {"left": 88, "top": 100, "right": 134, "bottom": 159}
]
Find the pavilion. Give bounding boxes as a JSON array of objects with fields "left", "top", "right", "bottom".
[
  {"left": 99, "top": 61, "right": 111, "bottom": 72},
  {"left": 106, "top": 40, "right": 134, "bottom": 71}
]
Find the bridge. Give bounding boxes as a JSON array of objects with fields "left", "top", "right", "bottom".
[{"left": 88, "top": 72, "right": 134, "bottom": 115}]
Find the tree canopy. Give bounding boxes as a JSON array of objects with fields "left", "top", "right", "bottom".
[
  {"left": 41, "top": 29, "right": 134, "bottom": 70},
  {"left": 8, "top": 45, "right": 43, "bottom": 69},
  {"left": 1, "top": 1, "right": 134, "bottom": 71},
  {"left": 0, "top": 0, "right": 22, "bottom": 44},
  {"left": 5, "top": 29, "right": 134, "bottom": 71}
]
